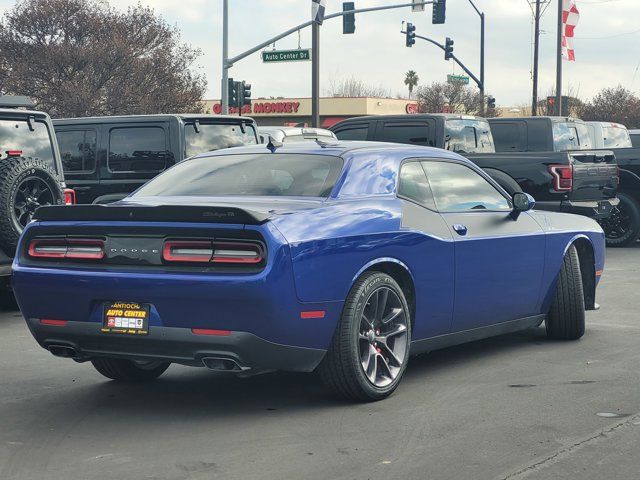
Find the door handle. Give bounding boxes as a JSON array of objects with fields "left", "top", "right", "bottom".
[{"left": 453, "top": 224, "right": 468, "bottom": 236}]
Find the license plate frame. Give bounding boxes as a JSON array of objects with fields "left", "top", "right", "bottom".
[{"left": 102, "top": 302, "right": 150, "bottom": 335}]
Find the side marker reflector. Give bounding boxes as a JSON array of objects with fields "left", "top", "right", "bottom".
[
  {"left": 191, "top": 328, "right": 231, "bottom": 336},
  {"left": 300, "top": 311, "right": 326, "bottom": 319},
  {"left": 40, "top": 319, "right": 68, "bottom": 326},
  {"left": 596, "top": 270, "right": 603, "bottom": 276}
]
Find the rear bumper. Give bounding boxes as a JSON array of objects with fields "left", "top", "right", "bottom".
[
  {"left": 25, "top": 318, "right": 326, "bottom": 372},
  {"left": 536, "top": 198, "right": 618, "bottom": 219}
]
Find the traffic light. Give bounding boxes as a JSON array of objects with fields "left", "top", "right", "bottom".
[
  {"left": 487, "top": 96, "right": 496, "bottom": 110},
  {"left": 343, "top": 2, "right": 355, "bottom": 34},
  {"left": 241, "top": 81, "right": 251, "bottom": 107},
  {"left": 406, "top": 22, "right": 416, "bottom": 47},
  {"left": 546, "top": 96, "right": 555, "bottom": 115},
  {"left": 228, "top": 78, "right": 239, "bottom": 109},
  {"left": 432, "top": 0, "right": 446, "bottom": 24},
  {"left": 444, "top": 37, "right": 454, "bottom": 60}
]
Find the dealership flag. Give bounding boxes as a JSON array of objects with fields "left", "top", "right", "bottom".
[
  {"left": 312, "top": 0, "right": 326, "bottom": 24},
  {"left": 562, "top": 0, "right": 580, "bottom": 61}
]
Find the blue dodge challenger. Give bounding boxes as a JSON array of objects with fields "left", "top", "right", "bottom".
[{"left": 13, "top": 141, "right": 605, "bottom": 401}]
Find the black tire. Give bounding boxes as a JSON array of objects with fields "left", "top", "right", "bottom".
[
  {"left": 318, "top": 272, "right": 412, "bottom": 402},
  {"left": 601, "top": 192, "right": 640, "bottom": 247},
  {"left": 91, "top": 358, "right": 170, "bottom": 382},
  {"left": 486, "top": 169, "right": 523, "bottom": 196},
  {"left": 546, "top": 245, "right": 585, "bottom": 340},
  {"left": 0, "top": 156, "right": 62, "bottom": 252}
]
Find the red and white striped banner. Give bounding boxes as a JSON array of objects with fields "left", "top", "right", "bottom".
[{"left": 562, "top": 0, "right": 580, "bottom": 61}]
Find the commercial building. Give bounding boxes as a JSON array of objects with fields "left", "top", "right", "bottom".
[{"left": 203, "top": 97, "right": 419, "bottom": 127}]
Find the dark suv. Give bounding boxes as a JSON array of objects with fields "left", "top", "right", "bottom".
[
  {"left": 54, "top": 114, "right": 258, "bottom": 204},
  {"left": 0, "top": 96, "right": 68, "bottom": 302}
]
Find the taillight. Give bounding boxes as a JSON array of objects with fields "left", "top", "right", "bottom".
[
  {"left": 162, "top": 239, "right": 264, "bottom": 265},
  {"left": 548, "top": 164, "right": 573, "bottom": 192},
  {"left": 28, "top": 238, "right": 105, "bottom": 260},
  {"left": 63, "top": 188, "right": 76, "bottom": 205},
  {"left": 6, "top": 150, "right": 23, "bottom": 157}
]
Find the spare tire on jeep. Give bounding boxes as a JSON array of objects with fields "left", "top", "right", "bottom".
[{"left": 0, "top": 156, "right": 62, "bottom": 252}]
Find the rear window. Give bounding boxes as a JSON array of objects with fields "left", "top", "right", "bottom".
[
  {"left": 553, "top": 121, "right": 592, "bottom": 150},
  {"left": 445, "top": 119, "right": 494, "bottom": 153},
  {"left": 602, "top": 126, "right": 632, "bottom": 148},
  {"left": 133, "top": 153, "right": 343, "bottom": 198},
  {"left": 185, "top": 122, "right": 257, "bottom": 157},
  {"left": 334, "top": 125, "right": 369, "bottom": 141},
  {"left": 0, "top": 119, "right": 56, "bottom": 170}
]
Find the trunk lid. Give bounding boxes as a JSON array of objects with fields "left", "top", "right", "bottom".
[{"left": 567, "top": 150, "right": 618, "bottom": 201}]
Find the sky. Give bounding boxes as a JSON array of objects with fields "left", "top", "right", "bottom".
[{"left": 1, "top": 0, "right": 639, "bottom": 106}]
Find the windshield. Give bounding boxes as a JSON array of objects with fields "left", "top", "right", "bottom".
[
  {"left": 185, "top": 122, "right": 257, "bottom": 158},
  {"left": 133, "top": 153, "right": 343, "bottom": 198},
  {"left": 602, "top": 126, "right": 632, "bottom": 148},
  {"left": 445, "top": 119, "right": 495, "bottom": 153},
  {"left": 0, "top": 118, "right": 56, "bottom": 170}
]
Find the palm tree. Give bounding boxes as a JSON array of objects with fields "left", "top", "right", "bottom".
[{"left": 404, "top": 70, "right": 419, "bottom": 99}]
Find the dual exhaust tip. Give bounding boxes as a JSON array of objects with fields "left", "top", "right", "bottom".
[
  {"left": 201, "top": 356, "right": 250, "bottom": 372},
  {"left": 48, "top": 344, "right": 78, "bottom": 358}
]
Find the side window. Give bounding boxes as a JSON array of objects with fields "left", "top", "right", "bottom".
[
  {"left": 422, "top": 161, "right": 511, "bottom": 212},
  {"left": 379, "top": 122, "right": 433, "bottom": 146},
  {"left": 397, "top": 162, "right": 436, "bottom": 210},
  {"left": 108, "top": 127, "right": 169, "bottom": 173},
  {"left": 526, "top": 120, "right": 549, "bottom": 151},
  {"left": 631, "top": 133, "right": 640, "bottom": 148},
  {"left": 56, "top": 129, "right": 97, "bottom": 172},
  {"left": 491, "top": 123, "right": 521, "bottom": 152},
  {"left": 334, "top": 125, "right": 368, "bottom": 141}
]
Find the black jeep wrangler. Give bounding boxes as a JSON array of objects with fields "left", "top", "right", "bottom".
[{"left": 0, "top": 96, "right": 69, "bottom": 303}]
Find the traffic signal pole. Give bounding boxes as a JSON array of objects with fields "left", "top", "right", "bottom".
[
  {"left": 465, "top": 0, "right": 485, "bottom": 115},
  {"left": 220, "top": 1, "right": 436, "bottom": 118},
  {"left": 531, "top": 0, "right": 541, "bottom": 116},
  {"left": 312, "top": 22, "right": 320, "bottom": 128},
  {"left": 405, "top": 31, "right": 483, "bottom": 91}
]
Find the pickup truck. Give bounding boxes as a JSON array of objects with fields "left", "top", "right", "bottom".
[
  {"left": 584, "top": 121, "right": 640, "bottom": 246},
  {"left": 54, "top": 114, "right": 258, "bottom": 204},
  {"left": 331, "top": 114, "right": 618, "bottom": 223}
]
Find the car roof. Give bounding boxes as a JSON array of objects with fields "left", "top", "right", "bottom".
[
  {"left": 258, "top": 126, "right": 335, "bottom": 136},
  {"left": 196, "top": 140, "right": 464, "bottom": 163},
  {"left": 53, "top": 114, "right": 255, "bottom": 125},
  {"left": 333, "top": 113, "right": 486, "bottom": 125},
  {"left": 0, "top": 108, "right": 50, "bottom": 118},
  {"left": 493, "top": 116, "right": 586, "bottom": 123}
]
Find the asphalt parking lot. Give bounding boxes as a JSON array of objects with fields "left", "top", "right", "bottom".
[{"left": 1, "top": 246, "right": 639, "bottom": 480}]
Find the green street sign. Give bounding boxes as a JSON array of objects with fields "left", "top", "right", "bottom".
[
  {"left": 262, "top": 49, "right": 311, "bottom": 63},
  {"left": 447, "top": 74, "right": 470, "bottom": 85}
]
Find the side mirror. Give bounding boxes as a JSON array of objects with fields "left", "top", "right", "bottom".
[{"left": 511, "top": 192, "right": 535, "bottom": 219}]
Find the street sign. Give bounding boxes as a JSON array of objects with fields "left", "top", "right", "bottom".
[
  {"left": 262, "top": 49, "right": 311, "bottom": 63},
  {"left": 411, "top": 0, "right": 425, "bottom": 12},
  {"left": 447, "top": 74, "right": 469, "bottom": 85}
]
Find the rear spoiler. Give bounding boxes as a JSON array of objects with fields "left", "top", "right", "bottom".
[{"left": 33, "top": 204, "right": 271, "bottom": 225}]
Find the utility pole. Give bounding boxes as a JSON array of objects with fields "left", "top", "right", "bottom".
[
  {"left": 531, "top": 0, "right": 541, "bottom": 116},
  {"left": 465, "top": 0, "right": 485, "bottom": 115},
  {"left": 311, "top": 22, "right": 320, "bottom": 128},
  {"left": 221, "top": 0, "right": 229, "bottom": 114},
  {"left": 555, "top": 0, "right": 563, "bottom": 116}
]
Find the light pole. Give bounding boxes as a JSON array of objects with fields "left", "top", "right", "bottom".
[
  {"left": 465, "top": 0, "right": 485, "bottom": 113},
  {"left": 221, "top": 0, "right": 229, "bottom": 114}
]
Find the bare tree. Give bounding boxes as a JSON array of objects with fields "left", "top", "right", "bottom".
[
  {"left": 326, "top": 77, "right": 392, "bottom": 98},
  {"left": 579, "top": 86, "right": 640, "bottom": 128},
  {"left": 416, "top": 81, "right": 485, "bottom": 116},
  {"left": 0, "top": 0, "right": 206, "bottom": 117}
]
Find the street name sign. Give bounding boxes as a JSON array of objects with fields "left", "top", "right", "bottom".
[{"left": 262, "top": 49, "right": 311, "bottom": 63}]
